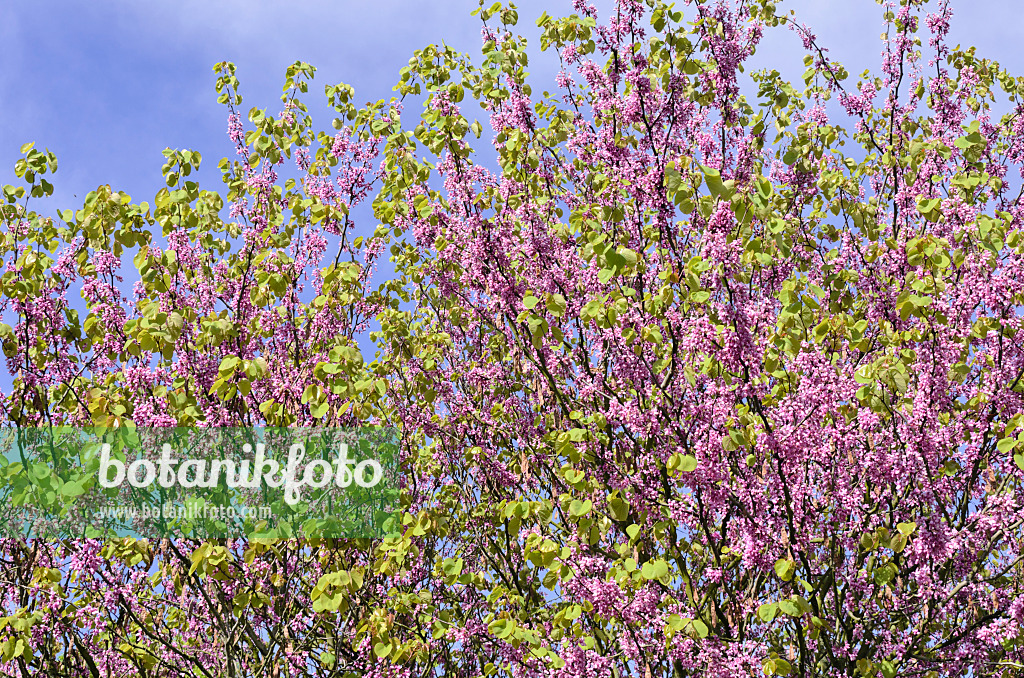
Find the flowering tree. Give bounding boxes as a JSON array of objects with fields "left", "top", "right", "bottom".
[{"left": 2, "top": 0, "right": 1024, "bottom": 676}]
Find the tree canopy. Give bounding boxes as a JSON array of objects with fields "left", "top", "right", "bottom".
[{"left": 1, "top": 0, "right": 1024, "bottom": 676}]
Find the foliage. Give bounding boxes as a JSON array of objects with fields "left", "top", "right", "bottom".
[{"left": 1, "top": 0, "right": 1024, "bottom": 676}]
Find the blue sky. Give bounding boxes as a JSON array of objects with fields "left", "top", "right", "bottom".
[{"left": 2, "top": 0, "right": 1021, "bottom": 219}]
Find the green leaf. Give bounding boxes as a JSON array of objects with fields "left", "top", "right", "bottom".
[
  {"left": 219, "top": 356, "right": 240, "bottom": 373},
  {"left": 773, "top": 558, "right": 796, "bottom": 582},
  {"left": 666, "top": 615, "right": 709, "bottom": 639},
  {"left": 758, "top": 602, "right": 779, "bottom": 622},
  {"left": 916, "top": 197, "right": 940, "bottom": 214},
  {"left": 700, "top": 165, "right": 729, "bottom": 197},
  {"left": 873, "top": 562, "right": 897, "bottom": 587},
  {"left": 640, "top": 559, "right": 670, "bottom": 580},
  {"left": 442, "top": 557, "right": 464, "bottom": 577},
  {"left": 61, "top": 480, "right": 86, "bottom": 497},
  {"left": 546, "top": 294, "right": 567, "bottom": 317},
  {"left": 523, "top": 295, "right": 540, "bottom": 310},
  {"left": 778, "top": 599, "right": 801, "bottom": 617},
  {"left": 607, "top": 495, "right": 629, "bottom": 521},
  {"left": 889, "top": 533, "right": 907, "bottom": 553},
  {"left": 569, "top": 499, "right": 593, "bottom": 517},
  {"left": 488, "top": 618, "right": 515, "bottom": 639},
  {"left": 668, "top": 454, "right": 698, "bottom": 472},
  {"left": 853, "top": 365, "right": 874, "bottom": 384},
  {"left": 997, "top": 437, "right": 1018, "bottom": 453},
  {"left": 605, "top": 250, "right": 626, "bottom": 270},
  {"left": 896, "top": 521, "right": 916, "bottom": 536}
]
